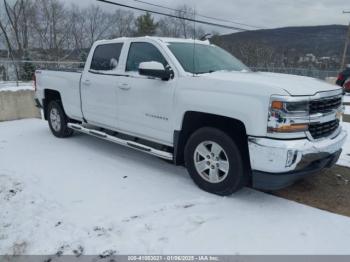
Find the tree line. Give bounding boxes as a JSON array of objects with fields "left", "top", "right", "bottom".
[
  {"left": 0, "top": 0, "right": 206, "bottom": 61},
  {"left": 0, "top": 0, "right": 211, "bottom": 80},
  {"left": 1, "top": 0, "right": 303, "bottom": 82}
]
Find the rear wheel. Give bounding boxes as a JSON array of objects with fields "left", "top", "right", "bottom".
[
  {"left": 47, "top": 101, "right": 74, "bottom": 138},
  {"left": 185, "top": 127, "right": 246, "bottom": 195}
]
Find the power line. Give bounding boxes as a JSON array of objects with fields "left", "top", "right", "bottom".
[
  {"left": 131, "top": 0, "right": 264, "bottom": 30},
  {"left": 96, "top": 0, "right": 248, "bottom": 31}
]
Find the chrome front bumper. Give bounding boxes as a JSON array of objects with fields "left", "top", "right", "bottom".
[{"left": 248, "top": 128, "right": 347, "bottom": 174}]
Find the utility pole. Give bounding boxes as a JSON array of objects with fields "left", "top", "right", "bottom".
[{"left": 341, "top": 11, "right": 350, "bottom": 70}]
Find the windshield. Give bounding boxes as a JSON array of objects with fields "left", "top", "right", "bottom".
[{"left": 168, "top": 42, "right": 250, "bottom": 74}]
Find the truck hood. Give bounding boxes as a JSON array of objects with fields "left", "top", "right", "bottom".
[{"left": 202, "top": 71, "right": 341, "bottom": 96}]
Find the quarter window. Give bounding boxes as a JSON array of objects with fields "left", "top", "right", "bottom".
[
  {"left": 126, "top": 42, "right": 168, "bottom": 72},
  {"left": 90, "top": 43, "right": 123, "bottom": 71}
]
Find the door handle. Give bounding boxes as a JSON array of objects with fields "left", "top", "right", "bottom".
[
  {"left": 82, "top": 79, "right": 91, "bottom": 86},
  {"left": 118, "top": 83, "right": 131, "bottom": 90}
]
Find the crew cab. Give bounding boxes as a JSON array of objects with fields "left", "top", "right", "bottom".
[{"left": 34, "top": 37, "right": 347, "bottom": 195}]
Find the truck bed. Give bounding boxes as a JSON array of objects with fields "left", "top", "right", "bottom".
[{"left": 36, "top": 70, "right": 83, "bottom": 120}]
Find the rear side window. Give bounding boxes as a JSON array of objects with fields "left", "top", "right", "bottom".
[
  {"left": 126, "top": 42, "right": 168, "bottom": 72},
  {"left": 90, "top": 43, "right": 123, "bottom": 71}
]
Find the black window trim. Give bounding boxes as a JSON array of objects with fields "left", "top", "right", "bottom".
[
  {"left": 88, "top": 69, "right": 130, "bottom": 77},
  {"left": 125, "top": 41, "right": 171, "bottom": 74},
  {"left": 90, "top": 42, "right": 124, "bottom": 72}
]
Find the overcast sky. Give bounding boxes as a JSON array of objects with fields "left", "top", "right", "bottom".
[{"left": 61, "top": 0, "right": 350, "bottom": 32}]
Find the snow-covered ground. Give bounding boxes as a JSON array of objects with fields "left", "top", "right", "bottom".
[
  {"left": 0, "top": 81, "right": 33, "bottom": 92},
  {"left": 1, "top": 119, "right": 350, "bottom": 255},
  {"left": 344, "top": 94, "right": 350, "bottom": 104},
  {"left": 345, "top": 106, "right": 350, "bottom": 115}
]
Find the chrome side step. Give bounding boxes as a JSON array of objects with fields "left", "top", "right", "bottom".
[{"left": 68, "top": 123, "right": 173, "bottom": 160}]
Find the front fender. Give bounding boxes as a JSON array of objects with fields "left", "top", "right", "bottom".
[{"left": 174, "top": 87, "right": 270, "bottom": 137}]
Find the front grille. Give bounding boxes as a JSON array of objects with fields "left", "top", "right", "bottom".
[
  {"left": 309, "top": 96, "right": 342, "bottom": 114},
  {"left": 309, "top": 120, "right": 339, "bottom": 139}
]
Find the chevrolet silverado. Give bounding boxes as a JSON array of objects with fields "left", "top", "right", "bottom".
[{"left": 34, "top": 37, "right": 347, "bottom": 195}]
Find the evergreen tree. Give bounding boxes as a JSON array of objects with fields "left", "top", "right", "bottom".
[
  {"left": 21, "top": 57, "right": 36, "bottom": 81},
  {"left": 135, "top": 12, "right": 158, "bottom": 36}
]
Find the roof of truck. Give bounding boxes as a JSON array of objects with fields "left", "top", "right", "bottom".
[{"left": 95, "top": 36, "right": 211, "bottom": 45}]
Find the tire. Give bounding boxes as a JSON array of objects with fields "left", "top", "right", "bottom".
[
  {"left": 47, "top": 100, "right": 74, "bottom": 138},
  {"left": 184, "top": 127, "right": 245, "bottom": 196}
]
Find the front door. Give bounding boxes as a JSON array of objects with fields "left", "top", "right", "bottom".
[{"left": 116, "top": 42, "right": 176, "bottom": 145}]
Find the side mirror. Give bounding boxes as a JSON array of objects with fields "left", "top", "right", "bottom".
[{"left": 139, "top": 61, "right": 173, "bottom": 81}]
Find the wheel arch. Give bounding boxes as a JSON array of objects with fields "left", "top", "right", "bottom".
[
  {"left": 174, "top": 111, "right": 251, "bottom": 176},
  {"left": 43, "top": 89, "right": 62, "bottom": 120}
]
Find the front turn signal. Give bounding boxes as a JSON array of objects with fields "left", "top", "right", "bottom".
[{"left": 268, "top": 124, "right": 309, "bottom": 133}]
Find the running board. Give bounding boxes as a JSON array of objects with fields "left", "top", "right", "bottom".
[{"left": 68, "top": 123, "right": 173, "bottom": 160}]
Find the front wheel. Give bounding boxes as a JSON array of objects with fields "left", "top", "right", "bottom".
[
  {"left": 47, "top": 101, "right": 74, "bottom": 138},
  {"left": 184, "top": 127, "right": 246, "bottom": 196}
]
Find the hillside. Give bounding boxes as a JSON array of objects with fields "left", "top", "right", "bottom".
[{"left": 212, "top": 25, "right": 349, "bottom": 68}]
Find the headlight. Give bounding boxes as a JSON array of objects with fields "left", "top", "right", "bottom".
[
  {"left": 270, "top": 100, "right": 309, "bottom": 115},
  {"left": 284, "top": 102, "right": 309, "bottom": 113},
  {"left": 268, "top": 98, "right": 309, "bottom": 134}
]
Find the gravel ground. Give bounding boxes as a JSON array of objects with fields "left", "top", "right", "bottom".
[{"left": 272, "top": 165, "right": 350, "bottom": 217}]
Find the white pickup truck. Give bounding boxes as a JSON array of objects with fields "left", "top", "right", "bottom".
[{"left": 34, "top": 37, "right": 347, "bottom": 195}]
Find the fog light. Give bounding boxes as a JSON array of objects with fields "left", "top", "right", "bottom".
[{"left": 286, "top": 150, "right": 297, "bottom": 167}]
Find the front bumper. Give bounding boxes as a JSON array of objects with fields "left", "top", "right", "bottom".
[{"left": 248, "top": 128, "right": 347, "bottom": 190}]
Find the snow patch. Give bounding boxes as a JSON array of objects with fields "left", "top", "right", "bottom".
[
  {"left": 344, "top": 94, "right": 350, "bottom": 103},
  {"left": 345, "top": 106, "right": 350, "bottom": 115},
  {"left": 1, "top": 119, "right": 350, "bottom": 255},
  {"left": 0, "top": 81, "right": 34, "bottom": 92}
]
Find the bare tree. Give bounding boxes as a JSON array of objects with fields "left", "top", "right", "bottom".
[
  {"left": 68, "top": 4, "right": 86, "bottom": 51},
  {"left": 30, "top": 0, "right": 73, "bottom": 60},
  {"left": 0, "top": 0, "right": 33, "bottom": 82},
  {"left": 158, "top": 16, "right": 182, "bottom": 37},
  {"left": 175, "top": 5, "right": 195, "bottom": 38},
  {"left": 84, "top": 5, "right": 116, "bottom": 47},
  {"left": 1, "top": 0, "right": 30, "bottom": 57},
  {"left": 0, "top": 0, "right": 214, "bottom": 81},
  {"left": 158, "top": 5, "right": 206, "bottom": 39},
  {"left": 110, "top": 9, "right": 135, "bottom": 38}
]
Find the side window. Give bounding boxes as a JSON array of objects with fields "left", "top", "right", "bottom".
[
  {"left": 126, "top": 42, "right": 168, "bottom": 72},
  {"left": 90, "top": 43, "right": 123, "bottom": 71}
]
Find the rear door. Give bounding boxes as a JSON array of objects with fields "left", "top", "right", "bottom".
[{"left": 81, "top": 43, "right": 124, "bottom": 129}]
